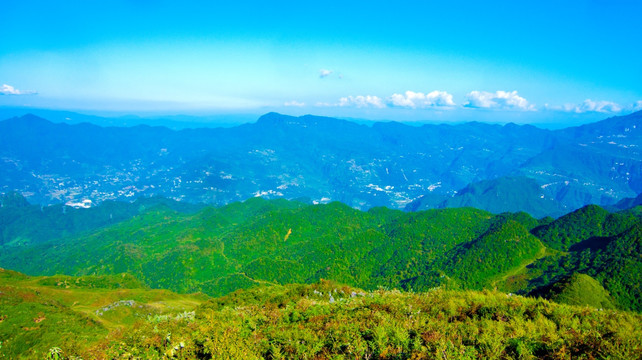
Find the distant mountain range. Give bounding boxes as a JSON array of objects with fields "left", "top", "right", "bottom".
[
  {"left": 1, "top": 110, "right": 641, "bottom": 217},
  {"left": 0, "top": 107, "right": 259, "bottom": 129}
]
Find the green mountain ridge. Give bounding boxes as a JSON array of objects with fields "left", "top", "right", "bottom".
[
  {"left": 1, "top": 195, "right": 640, "bottom": 313},
  {"left": 0, "top": 191, "right": 204, "bottom": 248},
  {"left": 531, "top": 204, "right": 638, "bottom": 251},
  {"left": 438, "top": 219, "right": 545, "bottom": 290},
  {"left": 529, "top": 273, "right": 617, "bottom": 309}
]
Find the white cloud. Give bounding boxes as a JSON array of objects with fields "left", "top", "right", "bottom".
[
  {"left": 632, "top": 100, "right": 642, "bottom": 112},
  {"left": 563, "top": 99, "right": 623, "bottom": 113},
  {"left": 0, "top": 84, "right": 36, "bottom": 95},
  {"left": 464, "top": 90, "right": 535, "bottom": 111},
  {"left": 284, "top": 100, "right": 305, "bottom": 107},
  {"left": 389, "top": 90, "right": 455, "bottom": 108},
  {"left": 319, "top": 69, "right": 333, "bottom": 78},
  {"left": 338, "top": 95, "right": 385, "bottom": 108}
]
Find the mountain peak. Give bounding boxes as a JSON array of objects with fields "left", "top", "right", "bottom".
[
  {"left": 256, "top": 112, "right": 297, "bottom": 125},
  {"left": 0, "top": 191, "right": 30, "bottom": 208},
  {"left": 256, "top": 112, "right": 358, "bottom": 129},
  {"left": 530, "top": 273, "right": 616, "bottom": 309},
  {"left": 1, "top": 114, "right": 53, "bottom": 129}
]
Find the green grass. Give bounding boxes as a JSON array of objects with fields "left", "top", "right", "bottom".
[
  {"left": 494, "top": 245, "right": 553, "bottom": 293},
  {"left": 94, "top": 281, "right": 642, "bottom": 359},
  {"left": 531, "top": 273, "right": 617, "bottom": 309},
  {"left": 3, "top": 271, "right": 642, "bottom": 359},
  {"left": 0, "top": 268, "right": 206, "bottom": 359}
]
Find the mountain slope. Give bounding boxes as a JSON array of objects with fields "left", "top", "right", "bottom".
[
  {"left": 2, "top": 197, "right": 640, "bottom": 312},
  {"left": 0, "top": 191, "right": 203, "bottom": 247},
  {"left": 407, "top": 176, "right": 566, "bottom": 218},
  {"left": 531, "top": 204, "right": 638, "bottom": 251},
  {"left": 437, "top": 219, "right": 545, "bottom": 289},
  {"left": 508, "top": 210, "right": 642, "bottom": 311},
  {"left": 0, "top": 268, "right": 205, "bottom": 359},
  {"left": 3, "top": 271, "right": 641, "bottom": 359},
  {"left": 1, "top": 199, "right": 495, "bottom": 296},
  {"left": 529, "top": 273, "right": 617, "bottom": 309},
  {"left": 611, "top": 192, "right": 642, "bottom": 210}
]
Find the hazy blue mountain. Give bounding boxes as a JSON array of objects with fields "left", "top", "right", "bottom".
[
  {"left": 610, "top": 193, "right": 642, "bottom": 211},
  {"left": 407, "top": 176, "right": 566, "bottom": 218},
  {"left": 0, "top": 106, "right": 257, "bottom": 129},
  {"left": 1, "top": 110, "right": 641, "bottom": 216},
  {"left": 521, "top": 110, "right": 642, "bottom": 205}
]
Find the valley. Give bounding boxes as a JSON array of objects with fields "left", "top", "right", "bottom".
[{"left": 2, "top": 111, "right": 641, "bottom": 218}]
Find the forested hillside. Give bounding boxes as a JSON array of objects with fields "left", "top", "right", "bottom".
[
  {"left": 2, "top": 194, "right": 640, "bottom": 312},
  {"left": 0, "top": 191, "right": 203, "bottom": 247}
]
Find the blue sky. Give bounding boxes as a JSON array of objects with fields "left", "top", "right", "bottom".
[{"left": 1, "top": 0, "right": 641, "bottom": 124}]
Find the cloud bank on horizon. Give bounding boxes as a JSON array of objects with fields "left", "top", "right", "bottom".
[
  {"left": 286, "top": 89, "right": 641, "bottom": 117},
  {"left": 0, "top": 1, "right": 640, "bottom": 123}
]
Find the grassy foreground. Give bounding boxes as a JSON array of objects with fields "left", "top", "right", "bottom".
[
  {"left": 0, "top": 268, "right": 206, "bottom": 359},
  {"left": 2, "top": 270, "right": 641, "bottom": 359}
]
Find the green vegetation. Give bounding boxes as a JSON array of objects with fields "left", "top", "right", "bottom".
[
  {"left": 0, "top": 268, "right": 206, "bottom": 359},
  {"left": 1, "top": 194, "right": 642, "bottom": 358},
  {"left": 0, "top": 191, "right": 203, "bottom": 248},
  {"left": 2, "top": 111, "right": 642, "bottom": 358},
  {"left": 522, "top": 220, "right": 642, "bottom": 311},
  {"left": 2, "top": 273, "right": 641, "bottom": 359},
  {"left": 111, "top": 282, "right": 642, "bottom": 359},
  {"left": 2, "top": 197, "right": 641, "bottom": 313},
  {"left": 438, "top": 220, "right": 545, "bottom": 289},
  {"left": 531, "top": 204, "right": 638, "bottom": 251},
  {"left": 0, "top": 200, "right": 504, "bottom": 297},
  {"left": 529, "top": 273, "right": 617, "bottom": 309}
]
